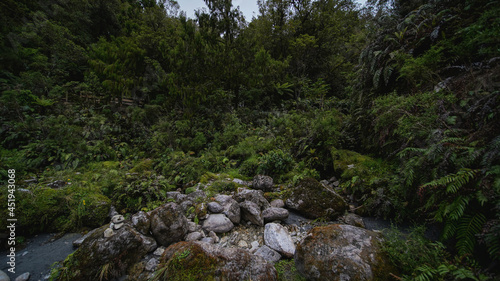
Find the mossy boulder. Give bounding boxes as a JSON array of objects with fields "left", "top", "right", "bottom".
[
  {"left": 52, "top": 224, "right": 157, "bottom": 281},
  {"left": 80, "top": 193, "right": 111, "bottom": 228},
  {"left": 150, "top": 202, "right": 188, "bottom": 246},
  {"left": 295, "top": 224, "right": 397, "bottom": 281},
  {"left": 157, "top": 241, "right": 278, "bottom": 281},
  {"left": 285, "top": 178, "right": 347, "bottom": 220}
]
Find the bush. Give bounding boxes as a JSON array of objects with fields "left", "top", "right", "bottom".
[{"left": 257, "top": 149, "right": 294, "bottom": 177}]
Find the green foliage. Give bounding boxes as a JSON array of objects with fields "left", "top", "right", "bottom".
[
  {"left": 257, "top": 149, "right": 294, "bottom": 177},
  {"left": 383, "top": 226, "right": 487, "bottom": 281}
]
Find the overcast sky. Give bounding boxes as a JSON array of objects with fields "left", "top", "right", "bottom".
[{"left": 176, "top": 0, "right": 367, "bottom": 21}]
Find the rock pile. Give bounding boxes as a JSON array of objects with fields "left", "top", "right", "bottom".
[{"left": 62, "top": 176, "right": 394, "bottom": 281}]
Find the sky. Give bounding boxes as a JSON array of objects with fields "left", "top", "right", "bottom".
[{"left": 176, "top": 0, "right": 367, "bottom": 21}]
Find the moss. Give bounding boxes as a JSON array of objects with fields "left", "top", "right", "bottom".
[
  {"left": 129, "top": 159, "right": 153, "bottom": 173},
  {"left": 287, "top": 178, "right": 347, "bottom": 220},
  {"left": 275, "top": 259, "right": 306, "bottom": 281},
  {"left": 156, "top": 242, "right": 218, "bottom": 281}
]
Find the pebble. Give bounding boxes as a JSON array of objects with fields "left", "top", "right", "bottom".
[
  {"left": 153, "top": 247, "right": 165, "bottom": 256},
  {"left": 238, "top": 240, "right": 248, "bottom": 248},
  {"left": 104, "top": 228, "right": 114, "bottom": 238},
  {"left": 145, "top": 258, "right": 159, "bottom": 271}
]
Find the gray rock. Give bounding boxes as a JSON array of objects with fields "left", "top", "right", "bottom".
[
  {"left": 209, "top": 231, "right": 219, "bottom": 243},
  {"left": 264, "top": 223, "right": 295, "bottom": 258},
  {"left": 254, "top": 245, "right": 281, "bottom": 263},
  {"left": 104, "top": 228, "right": 114, "bottom": 238},
  {"left": 202, "top": 214, "right": 234, "bottom": 233},
  {"left": 214, "top": 195, "right": 241, "bottom": 224},
  {"left": 285, "top": 178, "right": 347, "bottom": 220},
  {"left": 250, "top": 241, "right": 260, "bottom": 253},
  {"left": 251, "top": 175, "right": 274, "bottom": 191},
  {"left": 234, "top": 189, "right": 270, "bottom": 210},
  {"left": 238, "top": 240, "right": 249, "bottom": 248},
  {"left": 0, "top": 270, "right": 9, "bottom": 281},
  {"left": 262, "top": 207, "right": 289, "bottom": 223},
  {"left": 179, "top": 200, "right": 194, "bottom": 214},
  {"left": 161, "top": 241, "right": 277, "bottom": 280},
  {"left": 232, "top": 178, "right": 246, "bottom": 185},
  {"left": 207, "top": 202, "right": 224, "bottom": 213},
  {"left": 131, "top": 211, "right": 151, "bottom": 235},
  {"left": 150, "top": 203, "right": 189, "bottom": 246},
  {"left": 153, "top": 247, "right": 165, "bottom": 256},
  {"left": 187, "top": 221, "right": 198, "bottom": 232},
  {"left": 73, "top": 228, "right": 99, "bottom": 248},
  {"left": 239, "top": 201, "right": 264, "bottom": 226},
  {"left": 270, "top": 199, "right": 285, "bottom": 208},
  {"left": 341, "top": 213, "right": 365, "bottom": 228},
  {"left": 14, "top": 272, "right": 30, "bottom": 281},
  {"left": 295, "top": 224, "right": 396, "bottom": 281},
  {"left": 63, "top": 224, "right": 157, "bottom": 280},
  {"left": 111, "top": 215, "right": 125, "bottom": 224},
  {"left": 166, "top": 191, "right": 187, "bottom": 203},
  {"left": 111, "top": 222, "right": 124, "bottom": 230},
  {"left": 201, "top": 237, "right": 215, "bottom": 244},
  {"left": 185, "top": 232, "right": 203, "bottom": 241},
  {"left": 187, "top": 190, "right": 206, "bottom": 202},
  {"left": 145, "top": 257, "right": 159, "bottom": 271}
]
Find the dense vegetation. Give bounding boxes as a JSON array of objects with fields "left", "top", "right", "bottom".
[{"left": 1, "top": 0, "right": 499, "bottom": 279}]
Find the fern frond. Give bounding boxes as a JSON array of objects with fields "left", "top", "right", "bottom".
[
  {"left": 447, "top": 196, "right": 470, "bottom": 221},
  {"left": 456, "top": 213, "right": 486, "bottom": 256},
  {"left": 420, "top": 168, "right": 478, "bottom": 194},
  {"left": 441, "top": 219, "right": 457, "bottom": 240}
]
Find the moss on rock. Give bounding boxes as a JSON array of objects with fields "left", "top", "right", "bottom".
[{"left": 285, "top": 178, "right": 347, "bottom": 220}]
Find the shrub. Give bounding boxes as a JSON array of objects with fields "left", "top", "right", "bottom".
[{"left": 257, "top": 149, "right": 294, "bottom": 177}]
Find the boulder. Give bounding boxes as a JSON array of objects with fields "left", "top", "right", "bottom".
[
  {"left": 262, "top": 207, "right": 289, "bottom": 223},
  {"left": 55, "top": 224, "right": 157, "bottom": 280},
  {"left": 264, "top": 223, "right": 295, "bottom": 258},
  {"left": 295, "top": 224, "right": 396, "bottom": 281},
  {"left": 254, "top": 245, "right": 281, "bottom": 263},
  {"left": 159, "top": 241, "right": 278, "bottom": 280},
  {"left": 207, "top": 201, "right": 224, "bottom": 213},
  {"left": 285, "top": 178, "right": 347, "bottom": 220},
  {"left": 202, "top": 214, "right": 234, "bottom": 233},
  {"left": 166, "top": 191, "right": 187, "bottom": 203},
  {"left": 239, "top": 201, "right": 264, "bottom": 226},
  {"left": 187, "top": 221, "right": 199, "bottom": 233},
  {"left": 234, "top": 189, "right": 270, "bottom": 210},
  {"left": 252, "top": 175, "right": 274, "bottom": 191},
  {"left": 131, "top": 211, "right": 151, "bottom": 235},
  {"left": 215, "top": 194, "right": 241, "bottom": 224},
  {"left": 187, "top": 190, "right": 206, "bottom": 202},
  {"left": 150, "top": 203, "right": 189, "bottom": 246}
]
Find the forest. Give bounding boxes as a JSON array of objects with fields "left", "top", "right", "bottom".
[{"left": 0, "top": 0, "right": 499, "bottom": 280}]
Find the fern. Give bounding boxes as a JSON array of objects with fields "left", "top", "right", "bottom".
[
  {"left": 420, "top": 168, "right": 478, "bottom": 194},
  {"left": 456, "top": 213, "right": 486, "bottom": 256}
]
